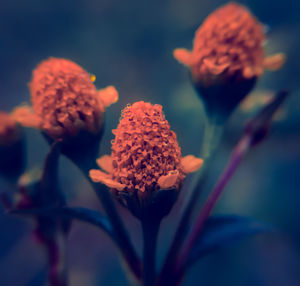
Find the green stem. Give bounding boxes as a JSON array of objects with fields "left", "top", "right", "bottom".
[
  {"left": 157, "top": 115, "right": 223, "bottom": 286},
  {"left": 77, "top": 160, "right": 142, "bottom": 281},
  {"left": 185, "top": 115, "right": 223, "bottom": 196},
  {"left": 173, "top": 136, "right": 251, "bottom": 284},
  {"left": 142, "top": 217, "right": 160, "bottom": 286},
  {"left": 39, "top": 142, "right": 69, "bottom": 286},
  {"left": 44, "top": 231, "right": 68, "bottom": 286},
  {"left": 170, "top": 90, "right": 290, "bottom": 285},
  {"left": 201, "top": 116, "right": 222, "bottom": 158}
]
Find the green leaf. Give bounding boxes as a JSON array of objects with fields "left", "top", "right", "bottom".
[
  {"left": 187, "top": 215, "right": 273, "bottom": 267},
  {"left": 10, "top": 206, "right": 113, "bottom": 237}
]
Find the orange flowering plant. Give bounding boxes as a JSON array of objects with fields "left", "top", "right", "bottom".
[
  {"left": 174, "top": 2, "right": 285, "bottom": 122},
  {"left": 0, "top": 2, "right": 290, "bottom": 286}
]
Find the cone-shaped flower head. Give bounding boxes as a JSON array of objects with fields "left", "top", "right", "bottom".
[
  {"left": 90, "top": 101, "right": 203, "bottom": 218},
  {"left": 174, "top": 2, "right": 285, "bottom": 121},
  {"left": 13, "top": 58, "right": 118, "bottom": 140}
]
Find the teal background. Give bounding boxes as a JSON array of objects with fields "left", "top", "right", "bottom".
[{"left": 0, "top": 0, "right": 300, "bottom": 285}]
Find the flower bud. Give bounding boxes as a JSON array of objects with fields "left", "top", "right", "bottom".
[
  {"left": 174, "top": 3, "right": 285, "bottom": 122},
  {"left": 89, "top": 101, "right": 203, "bottom": 219},
  {"left": 15, "top": 169, "right": 42, "bottom": 209},
  {"left": 0, "top": 112, "right": 25, "bottom": 180}
]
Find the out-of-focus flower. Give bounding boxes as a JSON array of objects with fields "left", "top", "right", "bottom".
[
  {"left": 0, "top": 112, "right": 21, "bottom": 145},
  {"left": 89, "top": 101, "right": 203, "bottom": 218},
  {"left": 241, "top": 91, "right": 286, "bottom": 121},
  {"left": 174, "top": 2, "right": 284, "bottom": 84},
  {"left": 0, "top": 112, "right": 24, "bottom": 179},
  {"left": 15, "top": 169, "right": 42, "bottom": 210},
  {"left": 243, "top": 90, "right": 289, "bottom": 146},
  {"left": 174, "top": 2, "right": 285, "bottom": 121},
  {"left": 13, "top": 58, "right": 118, "bottom": 140}
]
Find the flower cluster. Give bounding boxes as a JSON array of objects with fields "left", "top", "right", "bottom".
[{"left": 0, "top": 3, "right": 290, "bottom": 286}]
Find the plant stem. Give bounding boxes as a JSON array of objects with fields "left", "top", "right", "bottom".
[
  {"left": 201, "top": 116, "right": 223, "bottom": 158},
  {"left": 142, "top": 217, "right": 160, "bottom": 286},
  {"left": 38, "top": 143, "right": 69, "bottom": 286},
  {"left": 78, "top": 160, "right": 142, "bottom": 281},
  {"left": 44, "top": 233, "right": 68, "bottom": 286},
  {"left": 169, "top": 90, "right": 289, "bottom": 285},
  {"left": 187, "top": 115, "right": 223, "bottom": 194},
  {"left": 157, "top": 116, "right": 223, "bottom": 286},
  {"left": 93, "top": 181, "right": 142, "bottom": 280},
  {"left": 173, "top": 135, "right": 251, "bottom": 284}
]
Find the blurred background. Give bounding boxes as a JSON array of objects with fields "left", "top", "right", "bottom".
[{"left": 0, "top": 0, "right": 300, "bottom": 285}]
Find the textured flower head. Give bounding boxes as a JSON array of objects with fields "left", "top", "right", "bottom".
[
  {"left": 174, "top": 2, "right": 285, "bottom": 86},
  {"left": 0, "top": 112, "right": 20, "bottom": 145},
  {"left": 13, "top": 58, "right": 118, "bottom": 140},
  {"left": 90, "top": 101, "right": 203, "bottom": 217}
]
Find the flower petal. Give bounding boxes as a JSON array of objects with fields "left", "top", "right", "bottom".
[
  {"left": 203, "top": 58, "right": 229, "bottom": 75},
  {"left": 12, "top": 105, "right": 41, "bottom": 128},
  {"left": 98, "top": 86, "right": 119, "bottom": 108},
  {"left": 263, "top": 53, "right": 286, "bottom": 71},
  {"left": 157, "top": 170, "right": 179, "bottom": 189},
  {"left": 89, "top": 169, "right": 125, "bottom": 191},
  {"left": 181, "top": 155, "right": 204, "bottom": 174},
  {"left": 89, "top": 169, "right": 110, "bottom": 181},
  {"left": 173, "top": 48, "right": 194, "bottom": 67},
  {"left": 96, "top": 155, "right": 113, "bottom": 174}
]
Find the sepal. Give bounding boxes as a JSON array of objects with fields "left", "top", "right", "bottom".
[{"left": 117, "top": 187, "right": 179, "bottom": 221}]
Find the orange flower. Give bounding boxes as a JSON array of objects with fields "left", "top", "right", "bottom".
[
  {"left": 0, "top": 112, "right": 20, "bottom": 145},
  {"left": 174, "top": 2, "right": 285, "bottom": 86},
  {"left": 90, "top": 101, "right": 203, "bottom": 199},
  {"left": 13, "top": 58, "right": 118, "bottom": 140}
]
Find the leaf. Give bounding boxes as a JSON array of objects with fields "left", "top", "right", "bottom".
[
  {"left": 187, "top": 215, "right": 273, "bottom": 267},
  {"left": 10, "top": 206, "right": 113, "bottom": 237},
  {"left": 56, "top": 207, "right": 113, "bottom": 236}
]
